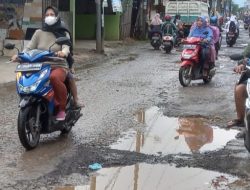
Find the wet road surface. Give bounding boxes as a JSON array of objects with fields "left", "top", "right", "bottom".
[{"left": 1, "top": 27, "right": 250, "bottom": 189}]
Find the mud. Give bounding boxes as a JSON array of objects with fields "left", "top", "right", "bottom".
[{"left": 1, "top": 29, "right": 250, "bottom": 189}]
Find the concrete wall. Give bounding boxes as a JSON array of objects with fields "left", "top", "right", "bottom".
[{"left": 75, "top": 14, "right": 120, "bottom": 40}]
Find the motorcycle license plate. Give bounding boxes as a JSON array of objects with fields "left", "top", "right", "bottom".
[
  {"left": 183, "top": 45, "right": 197, "bottom": 49},
  {"left": 152, "top": 36, "right": 160, "bottom": 40},
  {"left": 228, "top": 34, "right": 234, "bottom": 37},
  {"left": 15, "top": 63, "right": 42, "bottom": 72},
  {"left": 163, "top": 36, "right": 172, "bottom": 40}
]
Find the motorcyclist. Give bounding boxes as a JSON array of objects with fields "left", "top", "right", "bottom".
[
  {"left": 11, "top": 6, "right": 83, "bottom": 120},
  {"left": 161, "top": 15, "right": 177, "bottom": 44},
  {"left": 173, "top": 14, "right": 182, "bottom": 26},
  {"left": 210, "top": 16, "right": 222, "bottom": 59},
  {"left": 225, "top": 15, "right": 239, "bottom": 38},
  {"left": 188, "top": 16, "right": 213, "bottom": 77},
  {"left": 149, "top": 13, "right": 162, "bottom": 39}
]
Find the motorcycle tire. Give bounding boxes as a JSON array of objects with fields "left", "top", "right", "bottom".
[
  {"left": 244, "top": 110, "right": 250, "bottom": 152},
  {"left": 203, "top": 77, "right": 211, "bottom": 84},
  {"left": 165, "top": 46, "right": 172, "bottom": 53},
  {"left": 18, "top": 106, "right": 40, "bottom": 150},
  {"left": 61, "top": 97, "right": 75, "bottom": 134},
  {"left": 179, "top": 66, "right": 192, "bottom": 87}
]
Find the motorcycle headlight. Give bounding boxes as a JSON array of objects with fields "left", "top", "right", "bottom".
[{"left": 18, "top": 80, "right": 41, "bottom": 93}]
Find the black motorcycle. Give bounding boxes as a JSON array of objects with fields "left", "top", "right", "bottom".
[
  {"left": 150, "top": 32, "right": 162, "bottom": 50},
  {"left": 226, "top": 31, "right": 237, "bottom": 47}
]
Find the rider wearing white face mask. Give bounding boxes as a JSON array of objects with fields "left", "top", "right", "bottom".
[{"left": 11, "top": 6, "right": 83, "bottom": 120}]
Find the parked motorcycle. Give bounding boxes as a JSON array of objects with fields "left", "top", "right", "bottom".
[
  {"left": 179, "top": 37, "right": 216, "bottom": 87},
  {"left": 226, "top": 31, "right": 237, "bottom": 47},
  {"left": 162, "top": 35, "right": 174, "bottom": 53},
  {"left": 5, "top": 37, "right": 82, "bottom": 150},
  {"left": 150, "top": 32, "right": 162, "bottom": 50}
]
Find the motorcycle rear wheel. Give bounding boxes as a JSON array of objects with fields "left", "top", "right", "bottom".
[
  {"left": 179, "top": 66, "right": 192, "bottom": 87},
  {"left": 18, "top": 106, "right": 40, "bottom": 150},
  {"left": 61, "top": 97, "right": 75, "bottom": 134},
  {"left": 203, "top": 77, "right": 211, "bottom": 84}
]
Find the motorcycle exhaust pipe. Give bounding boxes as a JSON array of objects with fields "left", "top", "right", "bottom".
[{"left": 209, "top": 68, "right": 216, "bottom": 77}]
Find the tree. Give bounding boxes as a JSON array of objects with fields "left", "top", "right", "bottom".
[{"left": 231, "top": 1, "right": 239, "bottom": 15}]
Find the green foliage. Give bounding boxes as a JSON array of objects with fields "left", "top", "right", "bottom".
[{"left": 231, "top": 1, "right": 239, "bottom": 15}]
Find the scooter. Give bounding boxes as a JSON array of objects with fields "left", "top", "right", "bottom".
[
  {"left": 150, "top": 32, "right": 162, "bottom": 50},
  {"left": 162, "top": 34, "right": 174, "bottom": 53},
  {"left": 226, "top": 31, "right": 237, "bottom": 47},
  {"left": 179, "top": 37, "right": 216, "bottom": 87},
  {"left": 5, "top": 37, "right": 82, "bottom": 150}
]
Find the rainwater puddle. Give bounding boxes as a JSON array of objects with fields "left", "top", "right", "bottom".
[
  {"left": 55, "top": 164, "right": 238, "bottom": 190},
  {"left": 110, "top": 107, "right": 239, "bottom": 154}
]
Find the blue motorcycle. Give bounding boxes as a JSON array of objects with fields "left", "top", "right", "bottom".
[{"left": 5, "top": 37, "right": 82, "bottom": 150}]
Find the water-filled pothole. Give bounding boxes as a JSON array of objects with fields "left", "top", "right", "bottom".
[
  {"left": 111, "top": 107, "right": 239, "bottom": 154},
  {"left": 55, "top": 163, "right": 238, "bottom": 190}
]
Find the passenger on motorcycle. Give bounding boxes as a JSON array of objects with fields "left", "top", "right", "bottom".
[
  {"left": 149, "top": 13, "right": 163, "bottom": 39},
  {"left": 209, "top": 16, "right": 221, "bottom": 60},
  {"left": 188, "top": 16, "right": 213, "bottom": 76},
  {"left": 161, "top": 15, "right": 177, "bottom": 44},
  {"left": 12, "top": 6, "right": 82, "bottom": 121}
]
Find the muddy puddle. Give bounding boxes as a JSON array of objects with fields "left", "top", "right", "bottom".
[
  {"left": 110, "top": 107, "right": 239, "bottom": 155},
  {"left": 55, "top": 163, "right": 238, "bottom": 190}
]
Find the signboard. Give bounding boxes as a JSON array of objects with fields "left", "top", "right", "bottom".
[{"left": 112, "top": 0, "right": 122, "bottom": 12}]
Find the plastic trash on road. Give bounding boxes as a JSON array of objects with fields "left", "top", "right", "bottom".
[{"left": 88, "top": 163, "right": 102, "bottom": 170}]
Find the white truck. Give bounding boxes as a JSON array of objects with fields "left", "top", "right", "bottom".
[{"left": 164, "top": 1, "right": 209, "bottom": 25}]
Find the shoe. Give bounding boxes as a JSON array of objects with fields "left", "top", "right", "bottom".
[
  {"left": 56, "top": 111, "right": 66, "bottom": 121},
  {"left": 235, "top": 130, "right": 246, "bottom": 139},
  {"left": 74, "top": 101, "right": 85, "bottom": 109},
  {"left": 227, "top": 119, "right": 245, "bottom": 128}
]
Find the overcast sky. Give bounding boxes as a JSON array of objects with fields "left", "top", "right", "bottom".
[{"left": 233, "top": 0, "right": 245, "bottom": 7}]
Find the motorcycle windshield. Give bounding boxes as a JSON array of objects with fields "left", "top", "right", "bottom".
[{"left": 19, "top": 49, "right": 53, "bottom": 63}]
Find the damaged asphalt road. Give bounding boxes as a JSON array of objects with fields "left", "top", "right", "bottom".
[{"left": 2, "top": 28, "right": 250, "bottom": 190}]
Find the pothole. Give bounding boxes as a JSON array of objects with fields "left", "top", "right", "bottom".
[
  {"left": 110, "top": 107, "right": 239, "bottom": 155},
  {"left": 54, "top": 163, "right": 238, "bottom": 190}
]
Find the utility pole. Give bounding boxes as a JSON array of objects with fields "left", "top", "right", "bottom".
[
  {"left": 95, "top": 0, "right": 104, "bottom": 53},
  {"left": 229, "top": 0, "right": 232, "bottom": 16}
]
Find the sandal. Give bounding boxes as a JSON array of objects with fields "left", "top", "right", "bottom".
[{"left": 227, "top": 119, "right": 245, "bottom": 128}]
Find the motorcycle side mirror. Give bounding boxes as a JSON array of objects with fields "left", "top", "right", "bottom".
[
  {"left": 229, "top": 54, "right": 244, "bottom": 61},
  {"left": 4, "top": 43, "right": 15, "bottom": 50},
  {"left": 4, "top": 43, "right": 20, "bottom": 54}
]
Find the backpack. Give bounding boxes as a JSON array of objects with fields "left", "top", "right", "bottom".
[
  {"left": 163, "top": 22, "right": 174, "bottom": 35},
  {"left": 229, "top": 21, "right": 236, "bottom": 32}
]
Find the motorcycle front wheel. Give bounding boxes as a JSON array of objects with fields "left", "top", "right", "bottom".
[
  {"left": 18, "top": 106, "right": 40, "bottom": 150},
  {"left": 179, "top": 66, "right": 192, "bottom": 87}
]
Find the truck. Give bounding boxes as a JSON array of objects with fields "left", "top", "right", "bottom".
[{"left": 164, "top": 1, "right": 209, "bottom": 25}]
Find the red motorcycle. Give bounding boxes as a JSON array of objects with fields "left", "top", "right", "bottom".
[{"left": 179, "top": 37, "right": 216, "bottom": 87}]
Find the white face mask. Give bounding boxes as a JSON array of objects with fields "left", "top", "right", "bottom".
[{"left": 45, "top": 16, "right": 58, "bottom": 26}]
